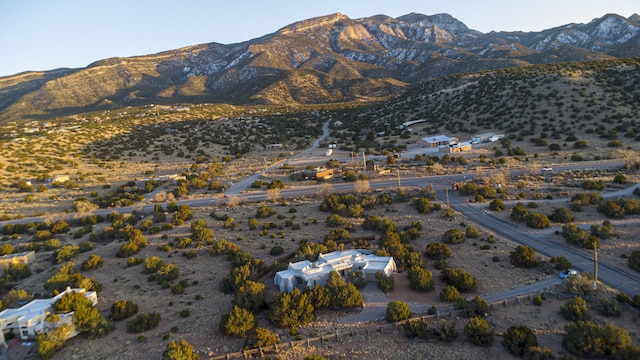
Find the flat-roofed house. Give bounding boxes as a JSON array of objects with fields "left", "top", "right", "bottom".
[
  {"left": 417, "top": 135, "right": 458, "bottom": 148},
  {"left": 274, "top": 250, "right": 396, "bottom": 292}
]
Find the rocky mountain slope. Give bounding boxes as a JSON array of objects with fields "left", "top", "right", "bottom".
[{"left": 1, "top": 12, "right": 639, "bottom": 121}]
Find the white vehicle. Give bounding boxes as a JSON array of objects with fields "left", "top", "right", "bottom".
[
  {"left": 325, "top": 149, "right": 333, "bottom": 156},
  {"left": 541, "top": 167, "right": 553, "bottom": 172}
]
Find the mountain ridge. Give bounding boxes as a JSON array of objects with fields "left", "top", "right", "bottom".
[{"left": 1, "top": 12, "right": 639, "bottom": 121}]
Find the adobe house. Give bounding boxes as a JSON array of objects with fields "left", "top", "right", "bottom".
[
  {"left": 0, "top": 251, "right": 36, "bottom": 271},
  {"left": 274, "top": 249, "right": 396, "bottom": 292},
  {"left": 0, "top": 287, "right": 97, "bottom": 347}
]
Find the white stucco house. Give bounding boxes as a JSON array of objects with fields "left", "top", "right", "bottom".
[
  {"left": 0, "top": 287, "right": 97, "bottom": 347},
  {"left": 274, "top": 249, "right": 397, "bottom": 292}
]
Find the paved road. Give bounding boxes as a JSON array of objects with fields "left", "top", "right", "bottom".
[
  {"left": 338, "top": 275, "right": 564, "bottom": 324},
  {"left": 433, "top": 182, "right": 640, "bottom": 297}
]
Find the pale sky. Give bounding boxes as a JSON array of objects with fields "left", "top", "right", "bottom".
[{"left": 0, "top": 0, "right": 637, "bottom": 77}]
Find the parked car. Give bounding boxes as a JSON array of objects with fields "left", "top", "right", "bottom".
[
  {"left": 542, "top": 167, "right": 553, "bottom": 172},
  {"left": 559, "top": 269, "right": 578, "bottom": 279}
]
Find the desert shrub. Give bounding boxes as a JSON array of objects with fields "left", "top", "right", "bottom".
[
  {"left": 425, "top": 243, "right": 451, "bottom": 260},
  {"left": 523, "top": 346, "right": 557, "bottom": 360},
  {"left": 220, "top": 305, "right": 255, "bottom": 337},
  {"left": 304, "top": 355, "right": 326, "bottom": 360},
  {"left": 562, "top": 321, "right": 634, "bottom": 358},
  {"left": 162, "top": 338, "right": 200, "bottom": 360},
  {"left": 255, "top": 206, "right": 276, "bottom": 219},
  {"left": 550, "top": 256, "right": 571, "bottom": 270},
  {"left": 243, "top": 327, "right": 279, "bottom": 350},
  {"left": 464, "top": 317, "right": 494, "bottom": 347},
  {"left": 594, "top": 297, "right": 621, "bottom": 317},
  {"left": 413, "top": 198, "right": 435, "bottom": 214},
  {"left": 80, "top": 254, "right": 104, "bottom": 271},
  {"left": 581, "top": 179, "right": 605, "bottom": 190},
  {"left": 439, "top": 285, "right": 460, "bottom": 302},
  {"left": 403, "top": 318, "right": 430, "bottom": 339},
  {"left": 375, "top": 270, "right": 394, "bottom": 293},
  {"left": 2, "top": 289, "right": 34, "bottom": 308},
  {"left": 55, "top": 245, "right": 80, "bottom": 264},
  {"left": 503, "top": 325, "right": 538, "bottom": 356},
  {"left": 510, "top": 245, "right": 538, "bottom": 268},
  {"left": 407, "top": 267, "right": 434, "bottom": 292},
  {"left": 269, "top": 245, "right": 284, "bottom": 256},
  {"left": 4, "top": 262, "right": 32, "bottom": 281},
  {"left": 109, "top": 300, "right": 139, "bottom": 321},
  {"left": 549, "top": 207, "right": 574, "bottom": 223},
  {"left": 510, "top": 202, "right": 530, "bottom": 222},
  {"left": 269, "top": 288, "right": 314, "bottom": 327},
  {"left": 441, "top": 228, "right": 465, "bottom": 244},
  {"left": 127, "top": 312, "right": 161, "bottom": 333},
  {"left": 465, "top": 225, "right": 480, "bottom": 238},
  {"left": 432, "top": 319, "right": 458, "bottom": 343},
  {"left": 590, "top": 220, "right": 614, "bottom": 239},
  {"left": 326, "top": 214, "right": 345, "bottom": 227},
  {"left": 560, "top": 297, "right": 590, "bottom": 321},
  {"left": 533, "top": 295, "right": 543, "bottom": 306},
  {"left": 386, "top": 301, "right": 411, "bottom": 322},
  {"left": 0, "top": 243, "right": 15, "bottom": 256},
  {"left": 613, "top": 174, "right": 628, "bottom": 184},
  {"left": 38, "top": 340, "right": 56, "bottom": 360},
  {"left": 233, "top": 280, "right": 265, "bottom": 311},
  {"left": 43, "top": 239, "right": 61, "bottom": 251},
  {"left": 526, "top": 212, "right": 550, "bottom": 229},
  {"left": 179, "top": 309, "right": 190, "bottom": 318},
  {"left": 561, "top": 224, "right": 599, "bottom": 249},
  {"left": 440, "top": 267, "right": 477, "bottom": 292},
  {"left": 489, "top": 198, "right": 505, "bottom": 211}
]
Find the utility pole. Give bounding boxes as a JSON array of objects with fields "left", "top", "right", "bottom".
[
  {"left": 593, "top": 241, "right": 598, "bottom": 289},
  {"left": 362, "top": 152, "right": 366, "bottom": 170},
  {"left": 397, "top": 167, "right": 401, "bottom": 189}
]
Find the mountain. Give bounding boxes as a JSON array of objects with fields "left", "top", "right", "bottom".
[{"left": 1, "top": 12, "right": 639, "bottom": 121}]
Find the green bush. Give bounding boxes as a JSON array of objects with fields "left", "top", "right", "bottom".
[
  {"left": 465, "top": 225, "right": 480, "bottom": 238},
  {"left": 80, "top": 254, "right": 104, "bottom": 271},
  {"left": 375, "top": 270, "right": 394, "bottom": 293},
  {"left": 441, "top": 228, "right": 465, "bottom": 244},
  {"left": 432, "top": 319, "right": 458, "bottom": 343},
  {"left": 560, "top": 297, "right": 590, "bottom": 321},
  {"left": 510, "top": 202, "right": 530, "bottom": 222},
  {"left": 550, "top": 256, "right": 572, "bottom": 271},
  {"left": 220, "top": 305, "right": 255, "bottom": 337},
  {"left": 407, "top": 267, "right": 434, "bottom": 291},
  {"left": 594, "top": 297, "right": 621, "bottom": 317},
  {"left": 464, "top": 317, "right": 494, "bottom": 347},
  {"left": 440, "top": 267, "right": 477, "bottom": 292},
  {"left": 533, "top": 295, "right": 543, "bottom": 306},
  {"left": 269, "top": 288, "right": 314, "bottom": 327},
  {"left": 489, "top": 198, "right": 505, "bottom": 211},
  {"left": 509, "top": 245, "right": 538, "bottom": 268},
  {"left": 243, "top": 327, "right": 279, "bottom": 350},
  {"left": 162, "top": 338, "right": 200, "bottom": 360},
  {"left": 526, "top": 212, "right": 550, "bottom": 229},
  {"left": 503, "top": 325, "right": 538, "bottom": 356},
  {"left": 127, "top": 312, "right": 161, "bottom": 333},
  {"left": 386, "top": 301, "right": 411, "bottom": 322},
  {"left": 549, "top": 207, "right": 574, "bottom": 223},
  {"left": 425, "top": 243, "right": 451, "bottom": 260},
  {"left": 109, "top": 300, "right": 139, "bottom": 321},
  {"left": 562, "top": 321, "right": 634, "bottom": 358},
  {"left": 439, "top": 285, "right": 460, "bottom": 302}
]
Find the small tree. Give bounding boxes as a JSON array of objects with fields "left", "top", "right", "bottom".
[
  {"left": 432, "top": 319, "right": 458, "bottom": 343},
  {"left": 220, "top": 305, "right": 255, "bottom": 337},
  {"left": 407, "top": 267, "right": 434, "bottom": 291},
  {"left": 127, "top": 312, "right": 161, "bottom": 333},
  {"left": 560, "top": 297, "right": 590, "bottom": 321},
  {"left": 109, "top": 300, "right": 138, "bottom": 321},
  {"left": 489, "top": 198, "right": 505, "bottom": 211},
  {"left": 243, "top": 327, "right": 279, "bottom": 350},
  {"left": 425, "top": 243, "right": 451, "bottom": 260},
  {"left": 441, "top": 228, "right": 465, "bottom": 244},
  {"left": 386, "top": 301, "right": 411, "bottom": 322},
  {"left": 163, "top": 338, "right": 200, "bottom": 360},
  {"left": 509, "top": 245, "right": 538, "bottom": 268},
  {"left": 563, "top": 321, "right": 634, "bottom": 358},
  {"left": 375, "top": 270, "right": 394, "bottom": 293},
  {"left": 464, "top": 317, "right": 494, "bottom": 347},
  {"left": 439, "top": 285, "right": 460, "bottom": 302},
  {"left": 503, "top": 325, "right": 538, "bottom": 356}
]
